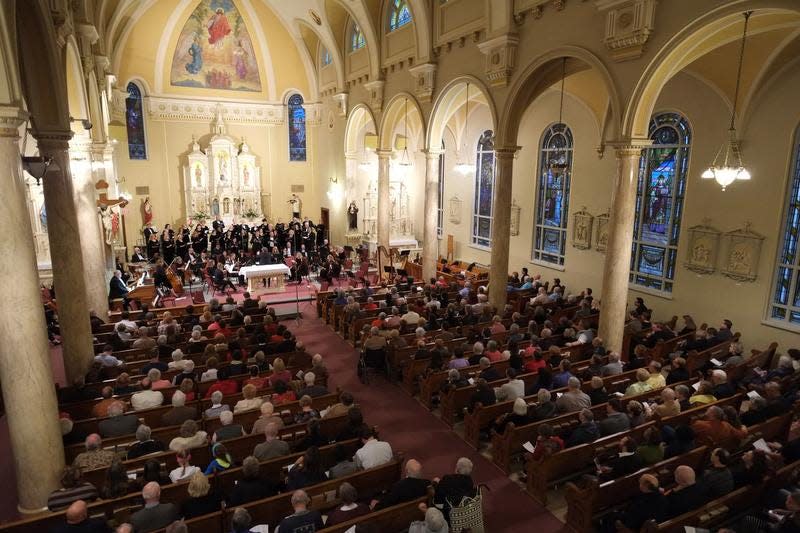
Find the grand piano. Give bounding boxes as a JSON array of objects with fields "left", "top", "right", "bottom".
[{"left": 125, "top": 267, "right": 157, "bottom": 308}]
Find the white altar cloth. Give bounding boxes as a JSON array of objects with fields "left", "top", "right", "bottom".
[{"left": 238, "top": 264, "right": 291, "bottom": 292}]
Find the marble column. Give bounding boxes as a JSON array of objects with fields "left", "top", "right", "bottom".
[
  {"left": 0, "top": 107, "right": 65, "bottom": 512},
  {"left": 376, "top": 149, "right": 392, "bottom": 253},
  {"left": 488, "top": 146, "right": 519, "bottom": 310},
  {"left": 37, "top": 133, "right": 94, "bottom": 382},
  {"left": 71, "top": 141, "right": 109, "bottom": 317},
  {"left": 598, "top": 143, "right": 646, "bottom": 353},
  {"left": 422, "top": 149, "right": 442, "bottom": 281}
]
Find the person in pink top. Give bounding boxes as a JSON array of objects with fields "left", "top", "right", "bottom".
[
  {"left": 484, "top": 340, "right": 504, "bottom": 362},
  {"left": 489, "top": 316, "right": 506, "bottom": 334},
  {"left": 148, "top": 369, "right": 172, "bottom": 390},
  {"left": 268, "top": 358, "right": 293, "bottom": 387}
]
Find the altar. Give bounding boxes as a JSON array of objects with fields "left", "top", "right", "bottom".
[
  {"left": 238, "top": 264, "right": 291, "bottom": 293},
  {"left": 183, "top": 106, "right": 265, "bottom": 224}
]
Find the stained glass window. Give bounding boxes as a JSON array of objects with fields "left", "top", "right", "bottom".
[
  {"left": 437, "top": 141, "right": 445, "bottom": 237},
  {"left": 533, "top": 123, "right": 573, "bottom": 265},
  {"left": 630, "top": 112, "right": 691, "bottom": 293},
  {"left": 768, "top": 126, "right": 800, "bottom": 326},
  {"left": 389, "top": 0, "right": 412, "bottom": 31},
  {"left": 351, "top": 23, "right": 366, "bottom": 51},
  {"left": 125, "top": 82, "right": 147, "bottom": 160},
  {"left": 288, "top": 94, "right": 306, "bottom": 162},
  {"left": 472, "top": 130, "right": 495, "bottom": 247},
  {"left": 321, "top": 48, "right": 332, "bottom": 66}
]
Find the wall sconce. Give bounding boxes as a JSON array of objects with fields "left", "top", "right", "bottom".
[
  {"left": 21, "top": 155, "right": 53, "bottom": 186},
  {"left": 329, "top": 176, "right": 339, "bottom": 184}
]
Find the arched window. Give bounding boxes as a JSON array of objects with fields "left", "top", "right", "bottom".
[
  {"left": 472, "top": 130, "right": 495, "bottom": 247},
  {"left": 437, "top": 140, "right": 445, "bottom": 237},
  {"left": 389, "top": 0, "right": 412, "bottom": 31},
  {"left": 768, "top": 126, "right": 800, "bottom": 327},
  {"left": 533, "top": 123, "right": 573, "bottom": 266},
  {"left": 630, "top": 112, "right": 691, "bottom": 293},
  {"left": 288, "top": 94, "right": 307, "bottom": 162},
  {"left": 125, "top": 82, "right": 147, "bottom": 160},
  {"left": 351, "top": 23, "right": 366, "bottom": 51},
  {"left": 321, "top": 47, "right": 332, "bottom": 66}
]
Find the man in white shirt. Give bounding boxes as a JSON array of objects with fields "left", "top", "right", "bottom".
[
  {"left": 131, "top": 378, "right": 164, "bottom": 411},
  {"left": 401, "top": 309, "right": 420, "bottom": 325},
  {"left": 118, "top": 311, "right": 139, "bottom": 332},
  {"left": 354, "top": 428, "right": 393, "bottom": 470}
]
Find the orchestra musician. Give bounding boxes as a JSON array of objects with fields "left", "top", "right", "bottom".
[
  {"left": 143, "top": 221, "right": 157, "bottom": 242},
  {"left": 108, "top": 270, "right": 131, "bottom": 310},
  {"left": 153, "top": 260, "right": 172, "bottom": 292},
  {"left": 131, "top": 246, "right": 147, "bottom": 263}
]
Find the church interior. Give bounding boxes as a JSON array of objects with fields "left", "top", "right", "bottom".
[{"left": 3, "top": 0, "right": 800, "bottom": 531}]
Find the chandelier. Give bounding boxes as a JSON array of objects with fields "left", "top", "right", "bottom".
[
  {"left": 398, "top": 97, "right": 412, "bottom": 167},
  {"left": 454, "top": 82, "right": 476, "bottom": 174},
  {"left": 701, "top": 11, "right": 752, "bottom": 191},
  {"left": 550, "top": 58, "right": 569, "bottom": 172}
]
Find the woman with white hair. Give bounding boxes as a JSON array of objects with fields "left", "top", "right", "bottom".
[
  {"left": 168, "top": 349, "right": 187, "bottom": 371},
  {"left": 433, "top": 457, "right": 476, "bottom": 521}
]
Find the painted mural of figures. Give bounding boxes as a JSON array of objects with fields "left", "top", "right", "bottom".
[
  {"left": 233, "top": 40, "right": 248, "bottom": 79},
  {"left": 207, "top": 8, "right": 231, "bottom": 47},
  {"left": 185, "top": 33, "right": 203, "bottom": 74}
]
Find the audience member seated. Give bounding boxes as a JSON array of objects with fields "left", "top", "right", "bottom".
[
  {"left": 131, "top": 379, "right": 164, "bottom": 411},
  {"left": 689, "top": 381, "right": 717, "bottom": 406},
  {"left": 529, "top": 424, "right": 565, "bottom": 460},
  {"left": 703, "top": 447, "right": 734, "bottom": 498},
  {"left": 565, "top": 409, "right": 600, "bottom": 447},
  {"left": 293, "top": 395, "right": 320, "bottom": 424},
  {"left": 130, "top": 482, "right": 179, "bottom": 533},
  {"left": 180, "top": 472, "right": 224, "bottom": 520},
  {"left": 710, "top": 369, "right": 735, "bottom": 398},
  {"left": 691, "top": 405, "right": 747, "bottom": 449},
  {"left": 434, "top": 457, "right": 476, "bottom": 521},
  {"left": 233, "top": 384, "right": 263, "bottom": 413},
  {"left": 127, "top": 425, "right": 166, "bottom": 459},
  {"left": 172, "top": 360, "right": 196, "bottom": 388},
  {"left": 100, "top": 459, "right": 130, "bottom": 499},
  {"left": 47, "top": 465, "right": 99, "bottom": 512},
  {"left": 372, "top": 459, "right": 429, "bottom": 510},
  {"left": 597, "top": 436, "right": 644, "bottom": 480},
  {"left": 666, "top": 357, "right": 689, "bottom": 384},
  {"left": 556, "top": 377, "right": 591, "bottom": 413},
  {"left": 251, "top": 402, "right": 285, "bottom": 434},
  {"left": 636, "top": 426, "right": 665, "bottom": 465},
  {"left": 477, "top": 358, "right": 501, "bottom": 382},
  {"left": 646, "top": 361, "right": 666, "bottom": 389},
  {"left": 732, "top": 449, "right": 770, "bottom": 487},
  {"left": 493, "top": 398, "right": 533, "bottom": 435},
  {"left": 665, "top": 465, "right": 708, "bottom": 519},
  {"left": 601, "top": 474, "right": 666, "bottom": 532},
  {"left": 212, "top": 410, "right": 245, "bottom": 443},
  {"left": 336, "top": 408, "right": 368, "bottom": 442},
  {"left": 298, "top": 372, "right": 327, "bottom": 398},
  {"left": 52, "top": 500, "right": 110, "bottom": 533},
  {"left": 328, "top": 444, "right": 358, "bottom": 479},
  {"left": 90, "top": 387, "right": 117, "bottom": 419},
  {"left": 624, "top": 369, "right": 653, "bottom": 397},
  {"left": 73, "top": 434, "right": 116, "bottom": 471},
  {"left": 271, "top": 380, "right": 297, "bottom": 405},
  {"left": 276, "top": 490, "right": 325, "bottom": 532},
  {"left": 588, "top": 376, "right": 608, "bottom": 405},
  {"left": 664, "top": 425, "right": 696, "bottom": 459},
  {"left": 168, "top": 450, "right": 200, "bottom": 484},
  {"left": 627, "top": 400, "right": 646, "bottom": 427},
  {"left": 354, "top": 427, "right": 393, "bottom": 470},
  {"left": 253, "top": 422, "right": 291, "bottom": 461},
  {"left": 599, "top": 398, "right": 631, "bottom": 436},
  {"left": 408, "top": 507, "right": 448, "bottom": 533},
  {"left": 325, "top": 482, "right": 370, "bottom": 526},
  {"left": 495, "top": 369, "right": 524, "bottom": 401},
  {"left": 651, "top": 387, "right": 681, "bottom": 418},
  {"left": 287, "top": 446, "right": 328, "bottom": 490},
  {"left": 94, "top": 345, "right": 123, "bottom": 369},
  {"left": 204, "top": 443, "right": 233, "bottom": 475},
  {"left": 228, "top": 456, "right": 277, "bottom": 505},
  {"left": 324, "top": 391, "right": 355, "bottom": 419},
  {"left": 98, "top": 401, "right": 139, "bottom": 438},
  {"left": 168, "top": 419, "right": 208, "bottom": 452},
  {"left": 204, "top": 391, "right": 231, "bottom": 419},
  {"left": 134, "top": 459, "right": 171, "bottom": 489},
  {"left": 161, "top": 390, "right": 197, "bottom": 427},
  {"left": 600, "top": 352, "right": 623, "bottom": 376}
]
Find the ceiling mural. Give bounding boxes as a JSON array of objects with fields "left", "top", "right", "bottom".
[{"left": 170, "top": 0, "right": 262, "bottom": 92}]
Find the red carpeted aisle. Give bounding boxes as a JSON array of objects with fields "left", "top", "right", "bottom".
[{"left": 293, "top": 301, "right": 565, "bottom": 532}]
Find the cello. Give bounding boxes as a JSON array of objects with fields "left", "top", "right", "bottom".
[{"left": 166, "top": 258, "right": 185, "bottom": 295}]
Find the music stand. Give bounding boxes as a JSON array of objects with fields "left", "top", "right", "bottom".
[
  {"left": 400, "top": 250, "right": 411, "bottom": 257},
  {"left": 397, "top": 269, "right": 408, "bottom": 277}
]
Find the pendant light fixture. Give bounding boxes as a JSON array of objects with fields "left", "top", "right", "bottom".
[
  {"left": 399, "top": 97, "right": 412, "bottom": 167},
  {"left": 701, "top": 11, "right": 752, "bottom": 191},
  {"left": 455, "top": 82, "right": 476, "bottom": 174}
]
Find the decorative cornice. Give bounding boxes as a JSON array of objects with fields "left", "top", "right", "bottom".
[
  {"left": 332, "top": 92, "right": 349, "bottom": 117},
  {"left": 363, "top": 80, "right": 386, "bottom": 112},
  {"left": 146, "top": 96, "right": 286, "bottom": 126},
  {"left": 408, "top": 63, "right": 437, "bottom": 104},
  {"left": 0, "top": 107, "right": 28, "bottom": 138},
  {"left": 607, "top": 138, "right": 652, "bottom": 155},
  {"left": 595, "top": 0, "right": 657, "bottom": 62},
  {"left": 477, "top": 34, "right": 520, "bottom": 88}
]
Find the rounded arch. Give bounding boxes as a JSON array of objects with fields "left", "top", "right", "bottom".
[
  {"left": 315, "top": 34, "right": 345, "bottom": 91},
  {"left": 344, "top": 102, "right": 377, "bottom": 155},
  {"left": 15, "top": 0, "right": 70, "bottom": 135},
  {"left": 625, "top": 2, "right": 800, "bottom": 139},
  {"left": 280, "top": 87, "right": 307, "bottom": 104},
  {"left": 65, "top": 37, "right": 89, "bottom": 122},
  {"left": 498, "top": 46, "right": 621, "bottom": 148},
  {"left": 379, "top": 0, "right": 432, "bottom": 62},
  {"left": 123, "top": 76, "right": 153, "bottom": 97},
  {"left": 339, "top": 4, "right": 380, "bottom": 82},
  {"left": 426, "top": 75, "right": 498, "bottom": 152},
  {"left": 378, "top": 92, "right": 426, "bottom": 152}
]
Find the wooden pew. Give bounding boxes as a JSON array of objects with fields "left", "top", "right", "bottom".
[{"left": 317, "top": 496, "right": 427, "bottom": 533}]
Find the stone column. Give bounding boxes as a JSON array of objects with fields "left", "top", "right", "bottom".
[
  {"left": 71, "top": 140, "right": 109, "bottom": 317},
  {"left": 598, "top": 143, "right": 647, "bottom": 353},
  {"left": 376, "top": 149, "right": 392, "bottom": 252},
  {"left": 37, "top": 133, "right": 94, "bottom": 382},
  {"left": 488, "top": 146, "right": 519, "bottom": 310},
  {"left": 0, "top": 107, "right": 65, "bottom": 512},
  {"left": 422, "top": 149, "right": 442, "bottom": 281}
]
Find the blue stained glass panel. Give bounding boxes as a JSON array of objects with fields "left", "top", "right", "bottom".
[
  {"left": 288, "top": 94, "right": 306, "bottom": 162},
  {"left": 351, "top": 24, "right": 366, "bottom": 51},
  {"left": 638, "top": 245, "right": 666, "bottom": 277},
  {"left": 389, "top": 0, "right": 412, "bottom": 30},
  {"left": 533, "top": 123, "right": 573, "bottom": 265},
  {"left": 472, "top": 130, "right": 495, "bottom": 247},
  {"left": 125, "top": 82, "right": 147, "bottom": 160}
]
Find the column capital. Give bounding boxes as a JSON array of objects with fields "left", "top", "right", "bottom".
[
  {"left": 422, "top": 148, "right": 443, "bottom": 159},
  {"left": 375, "top": 148, "right": 393, "bottom": 159},
  {"left": 0, "top": 106, "right": 28, "bottom": 138},
  {"left": 34, "top": 130, "right": 73, "bottom": 152},
  {"left": 608, "top": 138, "right": 652, "bottom": 156},
  {"left": 494, "top": 145, "right": 521, "bottom": 158}
]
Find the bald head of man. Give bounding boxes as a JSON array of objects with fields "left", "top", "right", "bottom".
[
  {"left": 142, "top": 481, "right": 162, "bottom": 503},
  {"left": 405, "top": 459, "right": 422, "bottom": 479},
  {"left": 65, "top": 500, "right": 88, "bottom": 524},
  {"left": 674, "top": 465, "right": 696, "bottom": 487}
]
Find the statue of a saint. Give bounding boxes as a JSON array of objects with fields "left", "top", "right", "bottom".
[
  {"left": 347, "top": 201, "right": 359, "bottom": 231},
  {"left": 288, "top": 194, "right": 301, "bottom": 219},
  {"left": 142, "top": 197, "right": 153, "bottom": 226}
]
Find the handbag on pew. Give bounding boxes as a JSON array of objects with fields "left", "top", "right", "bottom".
[{"left": 447, "top": 483, "right": 489, "bottom": 533}]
